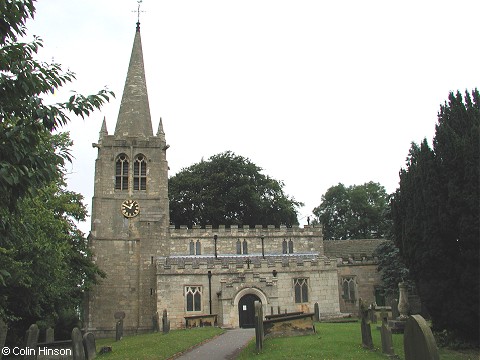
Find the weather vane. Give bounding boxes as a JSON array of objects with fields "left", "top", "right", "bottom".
[{"left": 133, "top": 0, "right": 145, "bottom": 24}]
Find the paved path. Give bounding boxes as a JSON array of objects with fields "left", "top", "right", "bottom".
[{"left": 174, "top": 328, "right": 255, "bottom": 360}]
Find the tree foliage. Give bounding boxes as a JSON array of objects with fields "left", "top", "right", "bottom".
[
  {"left": 0, "top": 0, "right": 113, "bottom": 210},
  {"left": 1, "top": 133, "right": 105, "bottom": 344},
  {"left": 0, "top": 0, "right": 111, "bottom": 342},
  {"left": 169, "top": 151, "right": 303, "bottom": 228},
  {"left": 312, "top": 182, "right": 391, "bottom": 240},
  {"left": 372, "top": 240, "right": 413, "bottom": 298},
  {"left": 391, "top": 89, "right": 479, "bottom": 343}
]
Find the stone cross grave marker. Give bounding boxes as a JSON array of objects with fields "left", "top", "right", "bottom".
[
  {"left": 24, "top": 324, "right": 39, "bottom": 360},
  {"left": 359, "top": 299, "right": 374, "bottom": 350},
  {"left": 404, "top": 314, "right": 439, "bottom": 360},
  {"left": 0, "top": 320, "right": 7, "bottom": 360},
  {"left": 83, "top": 332, "right": 96, "bottom": 360},
  {"left": 72, "top": 327, "right": 86, "bottom": 360}
]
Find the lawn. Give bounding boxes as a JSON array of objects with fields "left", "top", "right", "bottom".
[
  {"left": 236, "top": 321, "right": 479, "bottom": 360},
  {"left": 95, "top": 327, "right": 224, "bottom": 360}
]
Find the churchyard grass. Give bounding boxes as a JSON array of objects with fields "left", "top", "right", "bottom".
[
  {"left": 236, "top": 321, "right": 479, "bottom": 360},
  {"left": 95, "top": 327, "right": 224, "bottom": 359}
]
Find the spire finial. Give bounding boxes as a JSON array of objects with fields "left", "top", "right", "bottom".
[{"left": 133, "top": 0, "right": 145, "bottom": 31}]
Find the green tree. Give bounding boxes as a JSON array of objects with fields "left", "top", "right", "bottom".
[
  {"left": 391, "top": 89, "right": 479, "bottom": 343},
  {"left": 0, "top": 0, "right": 111, "bottom": 342},
  {"left": 312, "top": 182, "right": 391, "bottom": 240},
  {"left": 169, "top": 151, "right": 303, "bottom": 228},
  {"left": 0, "top": 133, "right": 104, "bottom": 344},
  {"left": 372, "top": 240, "right": 412, "bottom": 298},
  {"left": 0, "top": 0, "right": 113, "bottom": 211}
]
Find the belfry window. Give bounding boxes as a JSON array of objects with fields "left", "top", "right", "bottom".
[
  {"left": 134, "top": 154, "right": 147, "bottom": 190},
  {"left": 115, "top": 154, "right": 129, "bottom": 190},
  {"left": 185, "top": 286, "right": 202, "bottom": 312},
  {"left": 294, "top": 278, "right": 308, "bottom": 303}
]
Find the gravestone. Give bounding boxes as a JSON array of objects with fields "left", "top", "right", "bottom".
[
  {"left": 379, "top": 308, "right": 388, "bottom": 324},
  {"left": 162, "top": 309, "right": 170, "bottom": 334},
  {"left": 45, "top": 327, "right": 54, "bottom": 343},
  {"left": 0, "top": 320, "right": 7, "bottom": 360},
  {"left": 397, "top": 282, "right": 409, "bottom": 320},
  {"left": 314, "top": 302, "right": 320, "bottom": 322},
  {"left": 115, "top": 320, "right": 123, "bottom": 341},
  {"left": 71, "top": 327, "right": 86, "bottom": 360},
  {"left": 24, "top": 324, "right": 39, "bottom": 360},
  {"left": 254, "top": 301, "right": 264, "bottom": 353},
  {"left": 83, "top": 332, "right": 96, "bottom": 360},
  {"left": 404, "top": 315, "right": 439, "bottom": 360},
  {"left": 358, "top": 299, "right": 374, "bottom": 350},
  {"left": 390, "top": 298, "right": 399, "bottom": 319},
  {"left": 152, "top": 312, "right": 160, "bottom": 332},
  {"left": 380, "top": 319, "right": 395, "bottom": 357},
  {"left": 367, "top": 306, "right": 377, "bottom": 324},
  {"left": 114, "top": 311, "right": 125, "bottom": 341}
]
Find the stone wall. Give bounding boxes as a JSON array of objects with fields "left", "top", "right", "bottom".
[
  {"left": 168, "top": 224, "right": 324, "bottom": 257},
  {"left": 336, "top": 262, "right": 383, "bottom": 313},
  {"left": 157, "top": 254, "right": 339, "bottom": 329}
]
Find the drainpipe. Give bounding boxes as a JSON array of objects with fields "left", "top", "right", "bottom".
[
  {"left": 208, "top": 270, "right": 213, "bottom": 315},
  {"left": 214, "top": 234, "right": 218, "bottom": 259},
  {"left": 261, "top": 236, "right": 265, "bottom": 259}
]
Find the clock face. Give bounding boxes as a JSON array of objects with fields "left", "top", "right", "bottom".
[{"left": 121, "top": 199, "right": 140, "bottom": 218}]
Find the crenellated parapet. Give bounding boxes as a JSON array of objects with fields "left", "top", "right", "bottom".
[
  {"left": 167, "top": 224, "right": 324, "bottom": 257},
  {"left": 157, "top": 253, "right": 335, "bottom": 274}
]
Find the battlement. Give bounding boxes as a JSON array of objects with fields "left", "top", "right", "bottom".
[
  {"left": 157, "top": 253, "right": 336, "bottom": 273},
  {"left": 166, "top": 224, "right": 324, "bottom": 257},
  {"left": 169, "top": 224, "right": 323, "bottom": 236}
]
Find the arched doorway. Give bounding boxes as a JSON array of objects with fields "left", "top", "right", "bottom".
[{"left": 238, "top": 294, "right": 261, "bottom": 328}]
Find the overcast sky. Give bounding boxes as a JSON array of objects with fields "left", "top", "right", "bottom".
[{"left": 26, "top": 0, "right": 479, "bottom": 233}]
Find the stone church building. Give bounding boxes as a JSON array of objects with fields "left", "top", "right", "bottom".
[{"left": 85, "top": 23, "right": 385, "bottom": 337}]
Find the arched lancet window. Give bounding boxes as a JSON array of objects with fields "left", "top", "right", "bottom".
[
  {"left": 115, "top": 154, "right": 129, "bottom": 190},
  {"left": 134, "top": 154, "right": 147, "bottom": 190},
  {"left": 189, "top": 240, "right": 195, "bottom": 255},
  {"left": 282, "top": 239, "right": 288, "bottom": 254},
  {"left": 242, "top": 239, "right": 248, "bottom": 255},
  {"left": 236, "top": 239, "right": 242, "bottom": 254},
  {"left": 195, "top": 240, "right": 201, "bottom": 255},
  {"left": 288, "top": 239, "right": 294, "bottom": 254}
]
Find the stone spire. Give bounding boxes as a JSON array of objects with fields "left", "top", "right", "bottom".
[{"left": 114, "top": 23, "right": 153, "bottom": 138}]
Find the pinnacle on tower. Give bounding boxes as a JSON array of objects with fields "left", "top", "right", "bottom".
[
  {"left": 99, "top": 116, "right": 108, "bottom": 138},
  {"left": 157, "top": 117, "right": 165, "bottom": 136},
  {"left": 114, "top": 23, "right": 153, "bottom": 138}
]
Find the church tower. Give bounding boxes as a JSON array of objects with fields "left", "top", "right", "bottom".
[{"left": 86, "top": 21, "right": 169, "bottom": 337}]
